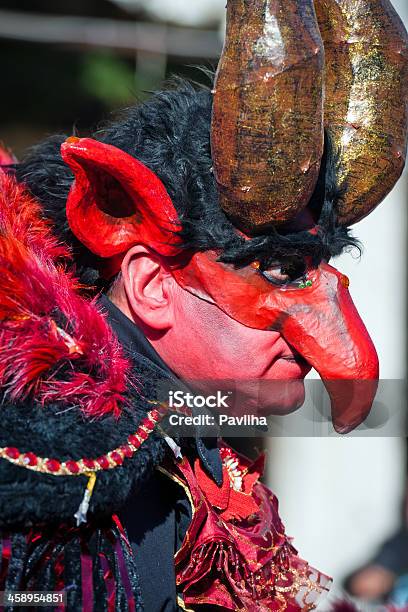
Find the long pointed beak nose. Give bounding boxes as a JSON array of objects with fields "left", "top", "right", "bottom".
[
  {"left": 174, "top": 253, "right": 379, "bottom": 433},
  {"left": 281, "top": 264, "right": 379, "bottom": 433}
]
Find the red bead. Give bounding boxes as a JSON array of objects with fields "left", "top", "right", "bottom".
[
  {"left": 65, "top": 460, "right": 80, "bottom": 474},
  {"left": 143, "top": 418, "right": 157, "bottom": 430},
  {"left": 110, "top": 451, "right": 123, "bottom": 466},
  {"left": 121, "top": 445, "right": 133, "bottom": 458},
  {"left": 5, "top": 447, "right": 20, "bottom": 459},
  {"left": 82, "top": 458, "right": 96, "bottom": 470},
  {"left": 97, "top": 456, "right": 110, "bottom": 470},
  {"left": 128, "top": 434, "right": 141, "bottom": 448},
  {"left": 46, "top": 459, "right": 61, "bottom": 473},
  {"left": 138, "top": 430, "right": 148, "bottom": 441},
  {"left": 23, "top": 452, "right": 38, "bottom": 466}
]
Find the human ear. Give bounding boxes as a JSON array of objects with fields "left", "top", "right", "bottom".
[{"left": 121, "top": 245, "right": 174, "bottom": 331}]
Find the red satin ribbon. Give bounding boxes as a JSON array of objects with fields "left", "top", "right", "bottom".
[
  {"left": 0, "top": 535, "right": 11, "bottom": 588},
  {"left": 80, "top": 541, "right": 94, "bottom": 612},
  {"left": 112, "top": 515, "right": 132, "bottom": 553},
  {"left": 99, "top": 553, "right": 116, "bottom": 612},
  {"left": 1, "top": 522, "right": 136, "bottom": 612},
  {"left": 54, "top": 550, "right": 65, "bottom": 612}
]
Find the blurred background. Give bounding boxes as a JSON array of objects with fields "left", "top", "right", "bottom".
[{"left": 0, "top": 1, "right": 407, "bottom": 609}]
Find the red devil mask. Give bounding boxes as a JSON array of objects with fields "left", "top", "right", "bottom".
[{"left": 61, "top": 137, "right": 379, "bottom": 434}]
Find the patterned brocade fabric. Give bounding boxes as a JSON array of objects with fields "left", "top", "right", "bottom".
[{"left": 162, "top": 446, "right": 331, "bottom": 611}]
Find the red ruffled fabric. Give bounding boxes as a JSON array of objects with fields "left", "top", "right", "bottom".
[{"left": 167, "top": 446, "right": 331, "bottom": 611}]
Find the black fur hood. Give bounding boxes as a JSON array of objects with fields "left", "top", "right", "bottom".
[
  {"left": 0, "top": 174, "right": 170, "bottom": 529},
  {"left": 0, "top": 315, "right": 169, "bottom": 530}
]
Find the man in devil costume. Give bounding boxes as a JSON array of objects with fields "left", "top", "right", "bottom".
[{"left": 0, "top": 0, "right": 407, "bottom": 610}]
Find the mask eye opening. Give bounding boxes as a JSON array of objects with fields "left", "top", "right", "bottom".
[{"left": 254, "top": 255, "right": 308, "bottom": 286}]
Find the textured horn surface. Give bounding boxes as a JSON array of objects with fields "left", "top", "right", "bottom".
[
  {"left": 211, "top": 0, "right": 325, "bottom": 234},
  {"left": 314, "top": 0, "right": 408, "bottom": 226}
]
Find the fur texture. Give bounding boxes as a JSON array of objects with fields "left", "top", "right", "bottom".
[
  {"left": 14, "top": 80, "right": 360, "bottom": 286},
  {"left": 0, "top": 173, "right": 168, "bottom": 531},
  {"left": 0, "top": 356, "right": 167, "bottom": 527},
  {"left": 0, "top": 139, "right": 176, "bottom": 610},
  {"left": 0, "top": 173, "right": 130, "bottom": 418}
]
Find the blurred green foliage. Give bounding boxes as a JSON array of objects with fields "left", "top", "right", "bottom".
[
  {"left": 81, "top": 52, "right": 137, "bottom": 106},
  {"left": 0, "top": 35, "right": 210, "bottom": 152}
]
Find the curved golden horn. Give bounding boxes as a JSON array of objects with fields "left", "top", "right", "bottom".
[
  {"left": 211, "top": 0, "right": 325, "bottom": 234},
  {"left": 314, "top": 0, "right": 408, "bottom": 226}
]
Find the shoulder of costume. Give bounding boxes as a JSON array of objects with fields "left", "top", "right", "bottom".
[
  {"left": 0, "top": 172, "right": 167, "bottom": 528},
  {"left": 162, "top": 441, "right": 332, "bottom": 610}
]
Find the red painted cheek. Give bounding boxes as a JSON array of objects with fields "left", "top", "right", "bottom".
[
  {"left": 174, "top": 251, "right": 285, "bottom": 329},
  {"left": 174, "top": 257, "right": 379, "bottom": 432}
]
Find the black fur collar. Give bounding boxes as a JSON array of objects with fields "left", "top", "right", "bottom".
[{"left": 0, "top": 296, "right": 222, "bottom": 529}]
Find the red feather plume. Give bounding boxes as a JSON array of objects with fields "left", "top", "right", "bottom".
[{"left": 0, "top": 172, "right": 131, "bottom": 418}]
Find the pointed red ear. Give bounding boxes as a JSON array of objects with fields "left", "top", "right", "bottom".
[{"left": 61, "top": 137, "right": 182, "bottom": 259}]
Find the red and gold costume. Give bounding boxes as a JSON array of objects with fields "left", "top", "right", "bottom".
[{"left": 0, "top": 0, "right": 407, "bottom": 610}]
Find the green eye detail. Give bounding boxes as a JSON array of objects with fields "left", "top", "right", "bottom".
[{"left": 298, "top": 279, "right": 313, "bottom": 289}]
